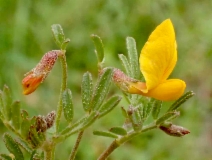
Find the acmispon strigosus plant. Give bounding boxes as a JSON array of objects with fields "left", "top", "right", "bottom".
[
  {"left": 0, "top": 21, "right": 194, "bottom": 160},
  {"left": 118, "top": 19, "right": 186, "bottom": 101}
]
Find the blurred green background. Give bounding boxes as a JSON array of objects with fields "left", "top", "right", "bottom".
[{"left": 0, "top": 0, "right": 212, "bottom": 159}]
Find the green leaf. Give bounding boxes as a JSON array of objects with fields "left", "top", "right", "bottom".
[
  {"left": 60, "top": 111, "right": 98, "bottom": 135},
  {"left": 16, "top": 138, "right": 33, "bottom": 154},
  {"left": 91, "top": 34, "right": 104, "bottom": 63},
  {"left": 3, "top": 133, "right": 24, "bottom": 160},
  {"left": 30, "top": 150, "right": 41, "bottom": 160},
  {"left": 118, "top": 54, "right": 132, "bottom": 77},
  {"left": 61, "top": 38, "right": 70, "bottom": 50},
  {"left": 152, "top": 100, "right": 162, "bottom": 119},
  {"left": 38, "top": 132, "right": 46, "bottom": 143},
  {"left": 126, "top": 37, "right": 140, "bottom": 79},
  {"left": 128, "top": 106, "right": 143, "bottom": 131},
  {"left": 81, "top": 72, "right": 93, "bottom": 111},
  {"left": 30, "top": 150, "right": 37, "bottom": 160},
  {"left": 0, "top": 154, "right": 13, "bottom": 160},
  {"left": 90, "top": 68, "right": 113, "bottom": 111},
  {"left": 51, "top": 24, "right": 65, "bottom": 48},
  {"left": 0, "top": 91, "right": 4, "bottom": 113},
  {"left": 11, "top": 101, "right": 21, "bottom": 130},
  {"left": 28, "top": 126, "right": 44, "bottom": 148},
  {"left": 62, "top": 89, "right": 74, "bottom": 123},
  {"left": 93, "top": 130, "right": 118, "bottom": 138},
  {"left": 0, "top": 111, "right": 4, "bottom": 121},
  {"left": 21, "top": 109, "right": 28, "bottom": 119},
  {"left": 109, "top": 127, "right": 127, "bottom": 136},
  {"left": 3, "top": 85, "right": 12, "bottom": 121},
  {"left": 137, "top": 104, "right": 143, "bottom": 120},
  {"left": 143, "top": 99, "right": 154, "bottom": 120},
  {"left": 156, "top": 111, "right": 180, "bottom": 125},
  {"left": 98, "top": 95, "right": 122, "bottom": 118},
  {"left": 20, "top": 111, "right": 36, "bottom": 139},
  {"left": 121, "top": 107, "right": 128, "bottom": 118},
  {"left": 20, "top": 119, "right": 31, "bottom": 138},
  {"left": 168, "top": 91, "right": 195, "bottom": 111}
]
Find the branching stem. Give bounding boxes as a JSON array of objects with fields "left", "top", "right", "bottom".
[{"left": 97, "top": 123, "right": 157, "bottom": 160}]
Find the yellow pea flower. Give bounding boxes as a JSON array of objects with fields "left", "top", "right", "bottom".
[{"left": 128, "top": 19, "right": 186, "bottom": 101}]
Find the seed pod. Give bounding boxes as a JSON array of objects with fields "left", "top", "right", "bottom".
[{"left": 22, "top": 50, "right": 63, "bottom": 95}]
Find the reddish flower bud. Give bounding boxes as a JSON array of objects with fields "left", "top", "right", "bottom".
[
  {"left": 35, "top": 111, "right": 56, "bottom": 133},
  {"left": 45, "top": 111, "right": 56, "bottom": 129},
  {"left": 22, "top": 50, "right": 63, "bottom": 95},
  {"left": 159, "top": 124, "right": 190, "bottom": 137}
]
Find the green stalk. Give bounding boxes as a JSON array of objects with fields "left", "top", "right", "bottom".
[
  {"left": 48, "top": 51, "right": 67, "bottom": 160},
  {"left": 43, "top": 141, "right": 55, "bottom": 160},
  {"left": 55, "top": 51, "right": 68, "bottom": 133},
  {"left": 97, "top": 123, "right": 157, "bottom": 160},
  {"left": 51, "top": 145, "right": 56, "bottom": 160},
  {"left": 44, "top": 150, "right": 52, "bottom": 160},
  {"left": 69, "top": 131, "right": 84, "bottom": 160}
]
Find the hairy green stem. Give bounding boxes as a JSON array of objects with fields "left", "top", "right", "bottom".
[
  {"left": 43, "top": 141, "right": 55, "bottom": 160},
  {"left": 55, "top": 51, "right": 68, "bottom": 134},
  {"left": 48, "top": 51, "right": 67, "bottom": 160},
  {"left": 44, "top": 149, "right": 52, "bottom": 160},
  {"left": 51, "top": 145, "right": 56, "bottom": 160},
  {"left": 97, "top": 140, "right": 119, "bottom": 160},
  {"left": 97, "top": 123, "right": 157, "bottom": 160},
  {"left": 69, "top": 131, "right": 84, "bottom": 160}
]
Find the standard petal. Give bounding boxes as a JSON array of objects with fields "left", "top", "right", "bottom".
[
  {"left": 140, "top": 19, "right": 177, "bottom": 90},
  {"left": 144, "top": 79, "right": 186, "bottom": 101}
]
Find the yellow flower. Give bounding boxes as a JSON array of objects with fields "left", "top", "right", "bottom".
[{"left": 128, "top": 19, "right": 186, "bottom": 101}]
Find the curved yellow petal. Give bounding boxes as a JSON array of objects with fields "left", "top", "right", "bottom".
[
  {"left": 143, "top": 79, "right": 186, "bottom": 101},
  {"left": 140, "top": 19, "right": 177, "bottom": 90},
  {"left": 128, "top": 82, "right": 148, "bottom": 94}
]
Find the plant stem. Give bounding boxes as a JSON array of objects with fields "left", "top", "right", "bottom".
[
  {"left": 55, "top": 51, "right": 68, "bottom": 134},
  {"left": 69, "top": 131, "right": 84, "bottom": 160},
  {"left": 43, "top": 141, "right": 55, "bottom": 160},
  {"left": 97, "top": 140, "right": 119, "bottom": 160},
  {"left": 97, "top": 123, "right": 157, "bottom": 160},
  {"left": 51, "top": 145, "right": 56, "bottom": 160},
  {"left": 44, "top": 149, "right": 52, "bottom": 160}
]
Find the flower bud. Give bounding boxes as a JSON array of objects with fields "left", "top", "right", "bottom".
[
  {"left": 159, "top": 124, "right": 190, "bottom": 137},
  {"left": 22, "top": 50, "right": 63, "bottom": 95},
  {"left": 35, "top": 111, "right": 56, "bottom": 133},
  {"left": 35, "top": 115, "right": 47, "bottom": 132}
]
